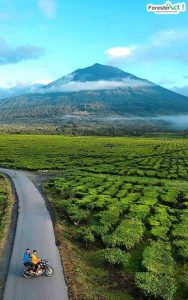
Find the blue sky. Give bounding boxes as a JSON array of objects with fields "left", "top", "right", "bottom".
[{"left": 0, "top": 0, "right": 188, "bottom": 94}]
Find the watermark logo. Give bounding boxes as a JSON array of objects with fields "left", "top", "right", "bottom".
[{"left": 147, "top": 1, "right": 186, "bottom": 14}]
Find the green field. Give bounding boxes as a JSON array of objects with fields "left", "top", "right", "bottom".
[
  {"left": 0, "top": 134, "right": 188, "bottom": 299},
  {"left": 0, "top": 135, "right": 188, "bottom": 181}
]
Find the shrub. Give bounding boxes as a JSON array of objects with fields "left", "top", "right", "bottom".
[
  {"left": 116, "top": 189, "right": 128, "bottom": 198},
  {"left": 151, "top": 225, "right": 169, "bottom": 240},
  {"left": 161, "top": 189, "right": 178, "bottom": 205},
  {"left": 102, "top": 218, "right": 145, "bottom": 249},
  {"left": 135, "top": 240, "right": 177, "bottom": 300},
  {"left": 135, "top": 272, "right": 177, "bottom": 300},
  {"left": 138, "top": 196, "right": 158, "bottom": 206},
  {"left": 173, "top": 239, "right": 188, "bottom": 260},
  {"left": 98, "top": 205, "right": 122, "bottom": 229},
  {"left": 172, "top": 220, "right": 188, "bottom": 239},
  {"left": 148, "top": 205, "right": 171, "bottom": 228},
  {"left": 129, "top": 204, "right": 150, "bottom": 220},
  {"left": 77, "top": 227, "right": 95, "bottom": 246},
  {"left": 66, "top": 205, "right": 90, "bottom": 222},
  {"left": 90, "top": 224, "right": 109, "bottom": 236},
  {"left": 141, "top": 240, "right": 175, "bottom": 275},
  {"left": 101, "top": 248, "right": 131, "bottom": 267}
]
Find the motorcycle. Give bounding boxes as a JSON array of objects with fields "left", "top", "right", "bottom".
[{"left": 23, "top": 259, "right": 54, "bottom": 278}]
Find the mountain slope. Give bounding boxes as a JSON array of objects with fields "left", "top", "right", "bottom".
[
  {"left": 40, "top": 63, "right": 151, "bottom": 93},
  {"left": 0, "top": 64, "right": 188, "bottom": 123},
  {"left": 0, "top": 83, "right": 44, "bottom": 100},
  {"left": 42, "top": 63, "right": 144, "bottom": 90}
]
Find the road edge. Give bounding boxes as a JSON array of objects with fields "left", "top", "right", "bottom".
[
  {"left": 0, "top": 174, "right": 18, "bottom": 300},
  {"left": 26, "top": 172, "right": 71, "bottom": 299}
]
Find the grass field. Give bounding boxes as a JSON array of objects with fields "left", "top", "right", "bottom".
[{"left": 0, "top": 134, "right": 188, "bottom": 299}]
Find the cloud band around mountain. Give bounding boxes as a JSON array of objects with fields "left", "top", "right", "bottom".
[{"left": 40, "top": 79, "right": 152, "bottom": 93}]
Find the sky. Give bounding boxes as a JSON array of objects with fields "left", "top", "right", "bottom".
[{"left": 0, "top": 0, "right": 188, "bottom": 95}]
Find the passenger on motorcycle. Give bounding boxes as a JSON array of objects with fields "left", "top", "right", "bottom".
[
  {"left": 31, "top": 250, "right": 42, "bottom": 274},
  {"left": 23, "top": 248, "right": 33, "bottom": 268}
]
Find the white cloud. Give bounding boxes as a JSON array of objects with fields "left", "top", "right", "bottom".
[
  {"left": 33, "top": 79, "right": 51, "bottom": 85},
  {"left": 151, "top": 29, "right": 188, "bottom": 47},
  {"left": 0, "top": 79, "right": 10, "bottom": 89},
  {"left": 105, "top": 29, "right": 188, "bottom": 63},
  {"left": 41, "top": 79, "right": 152, "bottom": 93},
  {"left": 0, "top": 79, "right": 51, "bottom": 90},
  {"left": 105, "top": 47, "right": 133, "bottom": 59},
  {"left": 37, "top": 0, "right": 56, "bottom": 18}
]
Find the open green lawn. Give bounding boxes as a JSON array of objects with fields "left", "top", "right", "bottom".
[{"left": 0, "top": 134, "right": 188, "bottom": 299}]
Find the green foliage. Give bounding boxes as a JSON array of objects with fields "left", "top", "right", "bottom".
[
  {"left": 135, "top": 273, "right": 177, "bottom": 300},
  {"left": 1, "top": 135, "right": 188, "bottom": 299},
  {"left": 172, "top": 218, "right": 188, "bottom": 239},
  {"left": 135, "top": 241, "right": 176, "bottom": 300},
  {"left": 129, "top": 204, "right": 150, "bottom": 220},
  {"left": 66, "top": 205, "right": 90, "bottom": 222},
  {"left": 148, "top": 205, "right": 171, "bottom": 228},
  {"left": 0, "top": 175, "right": 13, "bottom": 241},
  {"left": 102, "top": 219, "right": 145, "bottom": 249},
  {"left": 151, "top": 225, "right": 169, "bottom": 240},
  {"left": 161, "top": 189, "right": 178, "bottom": 205},
  {"left": 141, "top": 241, "right": 175, "bottom": 275},
  {"left": 77, "top": 227, "right": 95, "bottom": 245},
  {"left": 98, "top": 205, "right": 122, "bottom": 229},
  {"left": 101, "top": 248, "right": 131, "bottom": 266},
  {"left": 0, "top": 135, "right": 187, "bottom": 181},
  {"left": 173, "top": 239, "right": 188, "bottom": 260}
]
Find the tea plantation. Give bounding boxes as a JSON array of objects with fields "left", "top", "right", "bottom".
[
  {"left": 0, "top": 134, "right": 188, "bottom": 299},
  {"left": 46, "top": 172, "right": 188, "bottom": 299}
]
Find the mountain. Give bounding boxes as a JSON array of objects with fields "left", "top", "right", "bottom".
[
  {"left": 41, "top": 63, "right": 144, "bottom": 92},
  {"left": 0, "top": 63, "right": 188, "bottom": 124}
]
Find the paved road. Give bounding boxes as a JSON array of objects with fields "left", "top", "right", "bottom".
[{"left": 0, "top": 168, "right": 69, "bottom": 300}]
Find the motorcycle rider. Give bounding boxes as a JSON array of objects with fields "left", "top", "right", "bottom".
[
  {"left": 31, "top": 250, "right": 42, "bottom": 274},
  {"left": 23, "top": 248, "right": 32, "bottom": 268}
]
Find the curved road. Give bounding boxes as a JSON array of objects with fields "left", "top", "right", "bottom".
[{"left": 0, "top": 168, "right": 68, "bottom": 300}]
